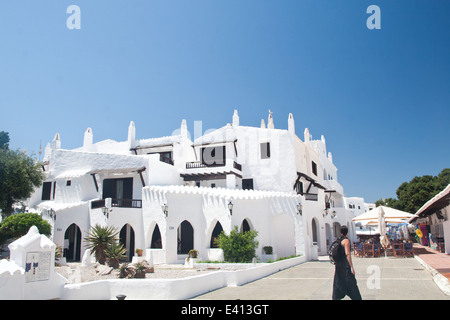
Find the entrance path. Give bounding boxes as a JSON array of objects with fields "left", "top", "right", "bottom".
[{"left": 193, "top": 254, "right": 450, "bottom": 300}]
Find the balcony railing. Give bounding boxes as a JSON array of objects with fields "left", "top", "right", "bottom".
[
  {"left": 186, "top": 161, "right": 242, "bottom": 171},
  {"left": 91, "top": 199, "right": 142, "bottom": 209},
  {"left": 304, "top": 193, "right": 318, "bottom": 201}
]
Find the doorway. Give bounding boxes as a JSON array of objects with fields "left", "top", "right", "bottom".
[{"left": 64, "top": 223, "right": 82, "bottom": 262}]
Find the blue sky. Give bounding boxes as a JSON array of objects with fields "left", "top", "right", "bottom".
[{"left": 0, "top": 1, "right": 449, "bottom": 204}]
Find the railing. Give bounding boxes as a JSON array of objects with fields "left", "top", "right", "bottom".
[
  {"left": 305, "top": 193, "right": 318, "bottom": 201},
  {"left": 186, "top": 160, "right": 242, "bottom": 171},
  {"left": 91, "top": 199, "right": 142, "bottom": 209}
]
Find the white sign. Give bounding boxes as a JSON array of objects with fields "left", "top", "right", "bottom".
[{"left": 25, "top": 251, "right": 51, "bottom": 283}]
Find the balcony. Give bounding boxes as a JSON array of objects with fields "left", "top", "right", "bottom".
[
  {"left": 186, "top": 161, "right": 242, "bottom": 171},
  {"left": 91, "top": 198, "right": 142, "bottom": 209}
]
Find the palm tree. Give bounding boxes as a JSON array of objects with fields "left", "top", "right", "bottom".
[
  {"left": 84, "top": 225, "right": 119, "bottom": 265},
  {"left": 105, "top": 242, "right": 127, "bottom": 268}
]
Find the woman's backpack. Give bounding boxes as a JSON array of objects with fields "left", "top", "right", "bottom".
[{"left": 328, "top": 237, "right": 345, "bottom": 264}]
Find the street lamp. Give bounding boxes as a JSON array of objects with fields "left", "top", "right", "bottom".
[
  {"left": 162, "top": 203, "right": 168, "bottom": 218},
  {"left": 228, "top": 201, "right": 233, "bottom": 215},
  {"left": 297, "top": 203, "right": 303, "bottom": 215}
]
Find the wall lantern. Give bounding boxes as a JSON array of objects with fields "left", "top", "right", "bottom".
[
  {"left": 331, "top": 210, "right": 337, "bottom": 219},
  {"left": 162, "top": 203, "right": 168, "bottom": 218},
  {"left": 297, "top": 203, "right": 303, "bottom": 215},
  {"left": 323, "top": 208, "right": 329, "bottom": 217},
  {"left": 227, "top": 201, "right": 233, "bottom": 215},
  {"left": 102, "top": 198, "right": 113, "bottom": 218},
  {"left": 49, "top": 208, "right": 56, "bottom": 221}
]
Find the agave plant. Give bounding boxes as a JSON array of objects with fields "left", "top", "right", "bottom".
[
  {"left": 84, "top": 225, "right": 119, "bottom": 265},
  {"left": 105, "top": 242, "right": 127, "bottom": 269}
]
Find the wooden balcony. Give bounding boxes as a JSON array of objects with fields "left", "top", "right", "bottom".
[{"left": 91, "top": 199, "right": 142, "bottom": 209}]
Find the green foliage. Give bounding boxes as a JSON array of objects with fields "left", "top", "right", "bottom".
[
  {"left": 0, "top": 148, "right": 45, "bottom": 216},
  {"left": 105, "top": 242, "right": 127, "bottom": 268},
  {"left": 0, "top": 131, "right": 9, "bottom": 150},
  {"left": 0, "top": 213, "right": 51, "bottom": 244},
  {"left": 215, "top": 226, "right": 259, "bottom": 263},
  {"left": 376, "top": 168, "right": 450, "bottom": 213},
  {"left": 84, "top": 225, "right": 120, "bottom": 265}
]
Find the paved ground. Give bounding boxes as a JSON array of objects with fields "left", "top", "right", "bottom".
[{"left": 193, "top": 253, "right": 450, "bottom": 300}]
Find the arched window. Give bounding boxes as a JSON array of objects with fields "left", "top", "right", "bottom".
[
  {"left": 177, "top": 220, "right": 194, "bottom": 254},
  {"left": 241, "top": 219, "right": 251, "bottom": 233},
  {"left": 210, "top": 221, "right": 223, "bottom": 248},
  {"left": 151, "top": 224, "right": 162, "bottom": 249}
]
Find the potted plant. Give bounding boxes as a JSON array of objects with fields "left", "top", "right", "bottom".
[
  {"left": 262, "top": 246, "right": 273, "bottom": 255},
  {"left": 262, "top": 246, "right": 276, "bottom": 262},
  {"left": 135, "top": 248, "right": 143, "bottom": 257},
  {"left": 185, "top": 249, "right": 199, "bottom": 267}
]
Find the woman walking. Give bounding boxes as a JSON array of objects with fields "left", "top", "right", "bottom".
[{"left": 332, "top": 226, "right": 362, "bottom": 300}]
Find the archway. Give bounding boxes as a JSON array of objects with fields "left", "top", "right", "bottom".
[
  {"left": 210, "top": 221, "right": 223, "bottom": 248},
  {"left": 120, "top": 224, "right": 135, "bottom": 262},
  {"left": 240, "top": 218, "right": 252, "bottom": 233},
  {"left": 64, "top": 223, "right": 81, "bottom": 262},
  {"left": 312, "top": 218, "right": 319, "bottom": 244},
  {"left": 177, "top": 220, "right": 194, "bottom": 254},
  {"left": 151, "top": 224, "right": 162, "bottom": 249}
]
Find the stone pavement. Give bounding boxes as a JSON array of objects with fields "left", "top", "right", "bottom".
[{"left": 193, "top": 253, "right": 450, "bottom": 300}]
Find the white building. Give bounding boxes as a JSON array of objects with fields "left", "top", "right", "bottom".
[{"left": 26, "top": 110, "right": 367, "bottom": 264}]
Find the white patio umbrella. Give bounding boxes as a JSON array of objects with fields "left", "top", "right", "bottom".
[
  {"left": 353, "top": 206, "right": 414, "bottom": 224},
  {"left": 378, "top": 206, "right": 390, "bottom": 258}
]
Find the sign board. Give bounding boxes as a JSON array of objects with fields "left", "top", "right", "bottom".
[{"left": 25, "top": 251, "right": 51, "bottom": 283}]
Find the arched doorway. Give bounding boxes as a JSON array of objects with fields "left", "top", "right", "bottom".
[
  {"left": 177, "top": 220, "right": 194, "bottom": 254},
  {"left": 151, "top": 224, "right": 162, "bottom": 249},
  {"left": 64, "top": 223, "right": 81, "bottom": 262},
  {"left": 312, "top": 218, "right": 319, "bottom": 244},
  {"left": 120, "top": 224, "right": 135, "bottom": 262},
  {"left": 210, "top": 221, "right": 223, "bottom": 248}
]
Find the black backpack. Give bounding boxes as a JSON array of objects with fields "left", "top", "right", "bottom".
[{"left": 328, "top": 236, "right": 345, "bottom": 264}]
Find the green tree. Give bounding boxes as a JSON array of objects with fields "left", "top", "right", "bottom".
[
  {"left": 376, "top": 168, "right": 450, "bottom": 213},
  {"left": 0, "top": 131, "right": 9, "bottom": 150},
  {"left": 215, "top": 226, "right": 259, "bottom": 263},
  {"left": 0, "top": 148, "right": 45, "bottom": 217},
  {"left": 0, "top": 213, "right": 52, "bottom": 244}
]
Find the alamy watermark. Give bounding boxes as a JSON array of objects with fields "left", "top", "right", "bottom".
[{"left": 65, "top": 4, "right": 381, "bottom": 31}]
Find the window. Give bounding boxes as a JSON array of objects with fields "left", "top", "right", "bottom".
[
  {"left": 312, "top": 161, "right": 317, "bottom": 176},
  {"left": 41, "top": 182, "right": 52, "bottom": 200},
  {"left": 242, "top": 178, "right": 254, "bottom": 190},
  {"left": 260, "top": 142, "right": 270, "bottom": 159},
  {"left": 102, "top": 178, "right": 133, "bottom": 200},
  {"left": 159, "top": 151, "right": 173, "bottom": 165},
  {"left": 295, "top": 181, "right": 304, "bottom": 195},
  {"left": 66, "top": 180, "right": 72, "bottom": 186}
]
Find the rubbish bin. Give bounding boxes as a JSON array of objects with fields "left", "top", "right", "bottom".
[{"left": 311, "top": 242, "right": 318, "bottom": 260}]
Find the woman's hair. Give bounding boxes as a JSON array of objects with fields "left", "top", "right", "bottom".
[{"left": 340, "top": 226, "right": 348, "bottom": 236}]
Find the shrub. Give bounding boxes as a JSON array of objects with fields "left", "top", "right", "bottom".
[
  {"left": 105, "top": 242, "right": 127, "bottom": 269},
  {"left": 0, "top": 213, "right": 51, "bottom": 244},
  {"left": 215, "top": 226, "right": 259, "bottom": 263},
  {"left": 84, "top": 225, "right": 119, "bottom": 265}
]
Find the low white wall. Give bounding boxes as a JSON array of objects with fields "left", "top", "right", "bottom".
[{"left": 62, "top": 256, "right": 306, "bottom": 300}]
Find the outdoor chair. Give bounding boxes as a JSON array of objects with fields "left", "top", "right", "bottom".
[
  {"left": 403, "top": 242, "right": 414, "bottom": 257},
  {"left": 392, "top": 243, "right": 405, "bottom": 257},
  {"left": 364, "top": 243, "right": 374, "bottom": 258},
  {"left": 354, "top": 242, "right": 364, "bottom": 257},
  {"left": 373, "top": 242, "right": 381, "bottom": 257}
]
